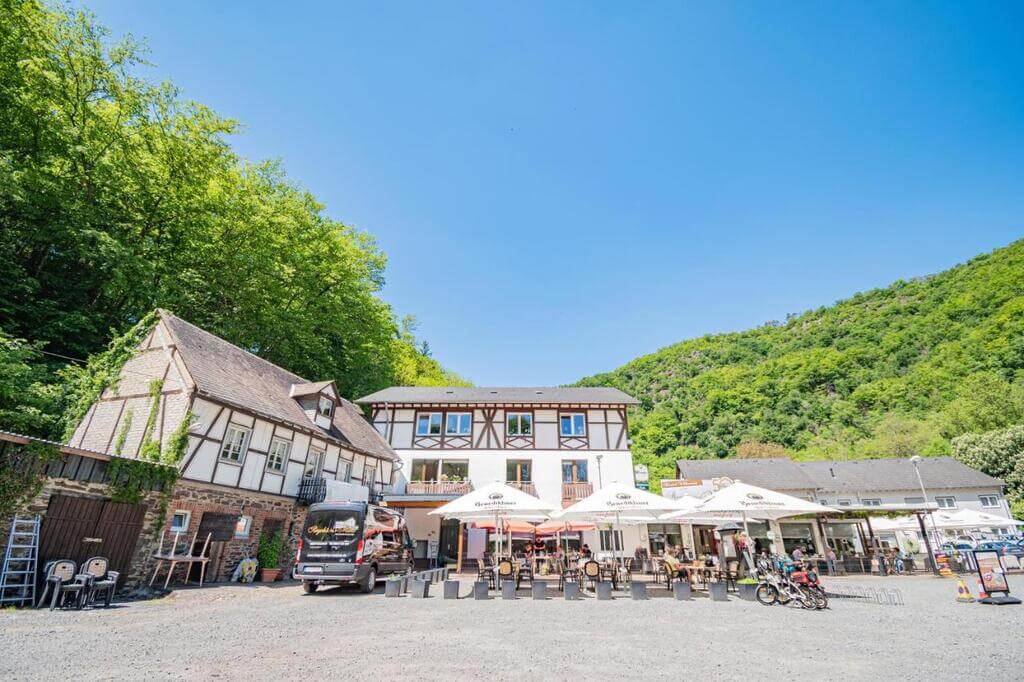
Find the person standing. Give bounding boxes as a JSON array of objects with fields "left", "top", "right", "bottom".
[{"left": 826, "top": 546, "right": 838, "bottom": 576}]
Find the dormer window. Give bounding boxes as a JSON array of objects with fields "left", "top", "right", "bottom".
[{"left": 318, "top": 395, "right": 334, "bottom": 419}]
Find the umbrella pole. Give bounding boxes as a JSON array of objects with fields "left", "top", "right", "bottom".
[{"left": 741, "top": 511, "right": 754, "bottom": 574}]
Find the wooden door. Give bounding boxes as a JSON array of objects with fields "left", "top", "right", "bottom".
[{"left": 38, "top": 494, "right": 146, "bottom": 586}]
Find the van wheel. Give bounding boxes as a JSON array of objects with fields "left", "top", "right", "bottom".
[
  {"left": 302, "top": 581, "right": 318, "bottom": 594},
  {"left": 360, "top": 566, "right": 377, "bottom": 593}
]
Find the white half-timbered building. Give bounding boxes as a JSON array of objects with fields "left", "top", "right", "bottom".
[
  {"left": 356, "top": 386, "right": 643, "bottom": 567},
  {"left": 68, "top": 309, "right": 398, "bottom": 579}
]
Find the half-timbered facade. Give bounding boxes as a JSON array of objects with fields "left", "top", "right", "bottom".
[
  {"left": 356, "top": 386, "right": 642, "bottom": 566},
  {"left": 67, "top": 310, "right": 398, "bottom": 581}
]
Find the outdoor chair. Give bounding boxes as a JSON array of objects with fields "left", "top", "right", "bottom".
[
  {"left": 37, "top": 560, "right": 88, "bottom": 610},
  {"left": 497, "top": 559, "right": 517, "bottom": 589},
  {"left": 582, "top": 560, "right": 601, "bottom": 591},
  {"left": 558, "top": 558, "right": 580, "bottom": 592},
  {"left": 652, "top": 557, "right": 667, "bottom": 585},
  {"left": 516, "top": 558, "right": 534, "bottom": 586},
  {"left": 82, "top": 556, "right": 119, "bottom": 607},
  {"left": 476, "top": 558, "right": 496, "bottom": 589}
]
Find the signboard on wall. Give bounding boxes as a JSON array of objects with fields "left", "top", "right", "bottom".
[{"left": 197, "top": 512, "right": 240, "bottom": 542}]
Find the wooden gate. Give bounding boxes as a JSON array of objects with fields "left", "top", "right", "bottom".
[{"left": 38, "top": 495, "right": 147, "bottom": 586}]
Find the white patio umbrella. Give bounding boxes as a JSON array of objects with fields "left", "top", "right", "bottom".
[
  {"left": 663, "top": 481, "right": 838, "bottom": 562},
  {"left": 554, "top": 482, "right": 690, "bottom": 565},
  {"left": 945, "top": 509, "right": 1024, "bottom": 529},
  {"left": 429, "top": 481, "right": 558, "bottom": 558}
]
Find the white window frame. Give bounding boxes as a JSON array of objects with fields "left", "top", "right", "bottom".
[
  {"left": 305, "top": 446, "right": 325, "bottom": 478},
  {"left": 416, "top": 412, "right": 443, "bottom": 436},
  {"left": 935, "top": 496, "right": 957, "bottom": 509},
  {"left": 169, "top": 510, "right": 191, "bottom": 535},
  {"left": 861, "top": 499, "right": 882, "bottom": 507},
  {"left": 445, "top": 412, "right": 472, "bottom": 436},
  {"left": 234, "top": 515, "right": 252, "bottom": 539},
  {"left": 837, "top": 499, "right": 852, "bottom": 507},
  {"left": 364, "top": 462, "right": 377, "bottom": 488},
  {"left": 337, "top": 459, "right": 352, "bottom": 482},
  {"left": 219, "top": 424, "right": 251, "bottom": 463},
  {"left": 560, "top": 413, "right": 587, "bottom": 437},
  {"left": 979, "top": 494, "right": 999, "bottom": 508},
  {"left": 317, "top": 395, "right": 334, "bottom": 419},
  {"left": 506, "top": 412, "right": 533, "bottom": 436},
  {"left": 266, "top": 437, "right": 290, "bottom": 472}
]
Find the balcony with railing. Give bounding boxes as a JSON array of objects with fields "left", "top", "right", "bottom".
[
  {"left": 405, "top": 480, "right": 473, "bottom": 496},
  {"left": 562, "top": 481, "right": 593, "bottom": 507},
  {"left": 506, "top": 481, "right": 537, "bottom": 497}
]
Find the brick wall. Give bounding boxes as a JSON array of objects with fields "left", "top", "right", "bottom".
[{"left": 160, "top": 479, "right": 307, "bottom": 581}]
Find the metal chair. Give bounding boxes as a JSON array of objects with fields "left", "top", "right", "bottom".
[
  {"left": 557, "top": 558, "right": 580, "bottom": 591},
  {"left": 476, "top": 557, "right": 495, "bottom": 589},
  {"left": 497, "top": 559, "right": 517, "bottom": 589},
  {"left": 582, "top": 560, "right": 601, "bottom": 591},
  {"left": 82, "top": 557, "right": 119, "bottom": 607}
]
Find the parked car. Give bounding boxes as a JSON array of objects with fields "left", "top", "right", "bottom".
[
  {"left": 975, "top": 540, "right": 1024, "bottom": 558},
  {"left": 939, "top": 541, "right": 975, "bottom": 553},
  {"left": 293, "top": 501, "right": 413, "bottom": 594}
]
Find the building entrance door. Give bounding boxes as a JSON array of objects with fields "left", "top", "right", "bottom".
[{"left": 438, "top": 518, "right": 461, "bottom": 566}]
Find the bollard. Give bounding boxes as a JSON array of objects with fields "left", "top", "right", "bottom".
[
  {"left": 443, "top": 580, "right": 460, "bottom": 600},
  {"left": 410, "top": 578, "right": 430, "bottom": 598},
  {"left": 473, "top": 580, "right": 490, "bottom": 600},
  {"left": 502, "top": 581, "right": 517, "bottom": 600},
  {"left": 564, "top": 582, "right": 581, "bottom": 600},
  {"left": 385, "top": 579, "right": 402, "bottom": 598},
  {"left": 630, "top": 582, "right": 648, "bottom": 600},
  {"left": 532, "top": 581, "right": 547, "bottom": 600},
  {"left": 709, "top": 581, "right": 728, "bottom": 602},
  {"left": 673, "top": 582, "right": 692, "bottom": 601},
  {"left": 596, "top": 581, "right": 613, "bottom": 600}
]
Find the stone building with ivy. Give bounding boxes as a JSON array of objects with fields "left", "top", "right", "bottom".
[{"left": 3, "top": 309, "right": 398, "bottom": 592}]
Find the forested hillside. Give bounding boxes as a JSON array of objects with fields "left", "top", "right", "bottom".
[
  {"left": 0, "top": 2, "right": 465, "bottom": 440},
  {"left": 578, "top": 240, "right": 1024, "bottom": 498}
]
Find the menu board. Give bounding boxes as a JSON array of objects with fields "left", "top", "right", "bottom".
[{"left": 974, "top": 550, "right": 1009, "bottom": 594}]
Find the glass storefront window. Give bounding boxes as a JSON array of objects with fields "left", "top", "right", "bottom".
[
  {"left": 824, "top": 522, "right": 863, "bottom": 555},
  {"left": 780, "top": 522, "right": 816, "bottom": 555},
  {"left": 647, "top": 523, "right": 684, "bottom": 555}
]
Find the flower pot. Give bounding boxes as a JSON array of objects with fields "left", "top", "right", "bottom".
[
  {"left": 564, "top": 581, "right": 581, "bottom": 600},
  {"left": 443, "top": 580, "right": 460, "bottom": 599},
  {"left": 501, "top": 581, "right": 517, "bottom": 600},
  {"left": 532, "top": 581, "right": 547, "bottom": 600},
  {"left": 630, "top": 582, "right": 648, "bottom": 600},
  {"left": 473, "top": 581, "right": 491, "bottom": 600},
  {"left": 260, "top": 568, "right": 281, "bottom": 583},
  {"left": 596, "top": 581, "right": 613, "bottom": 600},
  {"left": 738, "top": 583, "right": 757, "bottom": 601},
  {"left": 385, "top": 579, "right": 402, "bottom": 598}
]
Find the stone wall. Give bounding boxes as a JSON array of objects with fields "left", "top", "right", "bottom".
[
  {"left": 1, "top": 476, "right": 166, "bottom": 593},
  {"left": 159, "top": 479, "right": 307, "bottom": 582}
]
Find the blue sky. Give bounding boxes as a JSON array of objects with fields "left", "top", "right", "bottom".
[{"left": 84, "top": 1, "right": 1024, "bottom": 386}]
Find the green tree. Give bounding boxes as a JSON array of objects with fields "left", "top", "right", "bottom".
[{"left": 953, "top": 425, "right": 1024, "bottom": 518}]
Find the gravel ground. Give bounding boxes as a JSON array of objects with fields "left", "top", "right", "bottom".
[{"left": 1, "top": 574, "right": 1022, "bottom": 680}]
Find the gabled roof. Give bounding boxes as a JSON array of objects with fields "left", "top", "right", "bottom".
[
  {"left": 158, "top": 310, "right": 396, "bottom": 462},
  {"left": 676, "top": 458, "right": 818, "bottom": 491},
  {"left": 676, "top": 456, "right": 1003, "bottom": 494},
  {"left": 290, "top": 380, "right": 335, "bottom": 398},
  {"left": 355, "top": 386, "right": 640, "bottom": 406},
  {"left": 798, "top": 457, "right": 1004, "bottom": 493}
]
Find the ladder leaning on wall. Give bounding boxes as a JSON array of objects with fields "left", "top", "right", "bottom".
[{"left": 0, "top": 515, "right": 41, "bottom": 607}]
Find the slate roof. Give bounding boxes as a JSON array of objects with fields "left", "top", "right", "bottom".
[
  {"left": 799, "top": 458, "right": 1003, "bottom": 493},
  {"left": 676, "top": 456, "right": 1003, "bottom": 494},
  {"left": 356, "top": 386, "right": 640, "bottom": 406},
  {"left": 160, "top": 310, "right": 396, "bottom": 462},
  {"left": 676, "top": 458, "right": 818, "bottom": 492}
]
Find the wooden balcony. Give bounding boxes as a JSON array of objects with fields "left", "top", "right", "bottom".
[
  {"left": 406, "top": 480, "right": 473, "bottom": 496},
  {"left": 562, "top": 482, "right": 593, "bottom": 507},
  {"left": 506, "top": 481, "right": 537, "bottom": 497}
]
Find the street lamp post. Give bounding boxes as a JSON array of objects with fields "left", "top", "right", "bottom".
[
  {"left": 595, "top": 454, "right": 604, "bottom": 487},
  {"left": 910, "top": 455, "right": 942, "bottom": 575}
]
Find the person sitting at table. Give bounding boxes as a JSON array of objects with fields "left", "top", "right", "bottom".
[
  {"left": 662, "top": 552, "right": 689, "bottom": 582},
  {"left": 524, "top": 543, "right": 534, "bottom": 559}
]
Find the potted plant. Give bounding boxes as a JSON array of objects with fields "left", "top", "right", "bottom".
[
  {"left": 258, "top": 531, "right": 286, "bottom": 582},
  {"left": 737, "top": 577, "right": 758, "bottom": 601}
]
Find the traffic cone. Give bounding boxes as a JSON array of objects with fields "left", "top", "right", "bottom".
[
  {"left": 955, "top": 577, "right": 974, "bottom": 603},
  {"left": 976, "top": 579, "right": 988, "bottom": 601}
]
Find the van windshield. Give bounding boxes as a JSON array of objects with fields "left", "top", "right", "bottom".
[{"left": 304, "top": 509, "right": 362, "bottom": 546}]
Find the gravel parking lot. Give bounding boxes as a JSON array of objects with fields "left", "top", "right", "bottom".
[{"left": 2, "top": 574, "right": 1022, "bottom": 680}]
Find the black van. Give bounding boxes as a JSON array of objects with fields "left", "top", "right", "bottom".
[{"left": 294, "top": 502, "right": 413, "bottom": 593}]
